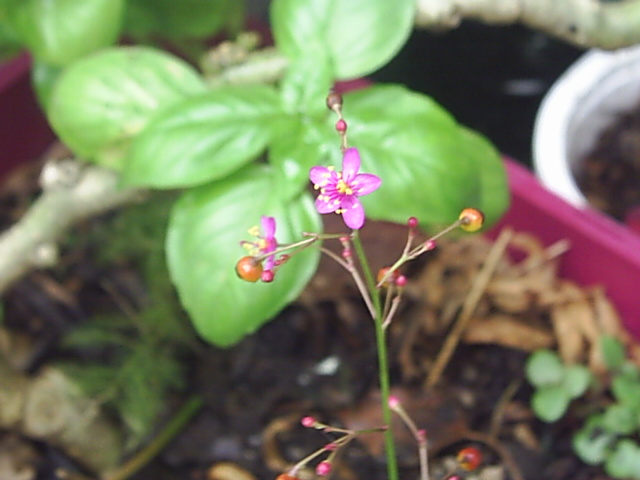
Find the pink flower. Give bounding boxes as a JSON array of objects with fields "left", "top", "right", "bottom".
[
  {"left": 240, "top": 216, "right": 278, "bottom": 270},
  {"left": 310, "top": 148, "right": 381, "bottom": 230}
]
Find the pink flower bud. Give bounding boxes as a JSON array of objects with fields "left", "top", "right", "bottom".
[
  {"left": 261, "top": 270, "right": 275, "bottom": 283},
  {"left": 407, "top": 217, "right": 418, "bottom": 228},
  {"left": 388, "top": 396, "right": 400, "bottom": 408},
  {"left": 395, "top": 275, "right": 407, "bottom": 287},
  {"left": 315, "top": 461, "right": 332, "bottom": 476},
  {"left": 301, "top": 416, "right": 316, "bottom": 428},
  {"left": 335, "top": 119, "right": 347, "bottom": 133}
]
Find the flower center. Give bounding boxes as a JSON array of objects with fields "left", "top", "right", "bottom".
[{"left": 337, "top": 178, "right": 353, "bottom": 195}]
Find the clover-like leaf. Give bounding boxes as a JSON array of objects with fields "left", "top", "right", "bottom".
[
  {"left": 531, "top": 385, "right": 571, "bottom": 422},
  {"left": 48, "top": 46, "right": 206, "bottom": 169},
  {"left": 601, "top": 335, "right": 626, "bottom": 371},
  {"left": 602, "top": 404, "right": 637, "bottom": 435},
  {"left": 526, "top": 350, "right": 565, "bottom": 387},
  {"left": 612, "top": 369, "right": 640, "bottom": 409},
  {"left": 605, "top": 439, "right": 640, "bottom": 479},
  {"left": 573, "top": 415, "right": 617, "bottom": 465},
  {"left": 125, "top": 85, "right": 285, "bottom": 188},
  {"left": 271, "top": 0, "right": 414, "bottom": 79},
  {"left": 563, "top": 364, "right": 592, "bottom": 398},
  {"left": 166, "top": 164, "right": 321, "bottom": 347}
]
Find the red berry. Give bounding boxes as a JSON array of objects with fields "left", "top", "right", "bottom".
[
  {"left": 456, "top": 446, "right": 482, "bottom": 471},
  {"left": 235, "top": 256, "right": 263, "bottom": 282},
  {"left": 377, "top": 267, "right": 399, "bottom": 286},
  {"left": 459, "top": 208, "right": 485, "bottom": 232},
  {"left": 275, "top": 474, "right": 299, "bottom": 480}
]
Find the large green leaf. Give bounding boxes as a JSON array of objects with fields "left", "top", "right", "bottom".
[
  {"left": 271, "top": 0, "right": 414, "bottom": 79},
  {"left": 47, "top": 46, "right": 206, "bottom": 169},
  {"left": 337, "top": 85, "right": 482, "bottom": 226},
  {"left": 269, "top": 117, "right": 335, "bottom": 201},
  {"left": 124, "top": 85, "right": 285, "bottom": 188},
  {"left": 166, "top": 165, "right": 321, "bottom": 347},
  {"left": 6, "top": 0, "right": 124, "bottom": 66},
  {"left": 457, "top": 127, "right": 509, "bottom": 227},
  {"left": 124, "top": 0, "right": 242, "bottom": 40}
]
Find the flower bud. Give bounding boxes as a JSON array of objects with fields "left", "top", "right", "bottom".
[
  {"left": 315, "top": 461, "right": 332, "bottom": 476},
  {"left": 326, "top": 91, "right": 343, "bottom": 112},
  {"left": 261, "top": 270, "right": 275, "bottom": 283}
]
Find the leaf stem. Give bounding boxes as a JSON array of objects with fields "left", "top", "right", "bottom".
[{"left": 351, "top": 232, "right": 399, "bottom": 480}]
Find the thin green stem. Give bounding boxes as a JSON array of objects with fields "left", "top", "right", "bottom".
[
  {"left": 351, "top": 232, "right": 399, "bottom": 480},
  {"left": 102, "top": 396, "right": 203, "bottom": 480}
]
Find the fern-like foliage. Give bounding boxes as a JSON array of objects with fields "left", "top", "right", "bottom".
[{"left": 59, "top": 192, "right": 197, "bottom": 448}]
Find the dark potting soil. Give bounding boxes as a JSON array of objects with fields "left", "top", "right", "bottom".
[
  {"left": 0, "top": 161, "right": 602, "bottom": 480},
  {"left": 576, "top": 100, "right": 640, "bottom": 223}
]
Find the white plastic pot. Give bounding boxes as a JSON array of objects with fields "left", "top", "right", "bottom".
[{"left": 533, "top": 44, "right": 640, "bottom": 208}]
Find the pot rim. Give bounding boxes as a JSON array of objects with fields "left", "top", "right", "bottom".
[{"left": 533, "top": 44, "right": 640, "bottom": 208}]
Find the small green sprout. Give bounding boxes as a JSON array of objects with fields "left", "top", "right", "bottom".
[
  {"left": 525, "top": 349, "right": 592, "bottom": 422},
  {"left": 527, "top": 336, "right": 640, "bottom": 479}
]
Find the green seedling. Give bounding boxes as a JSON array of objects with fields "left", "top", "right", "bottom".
[
  {"left": 525, "top": 348, "right": 592, "bottom": 422},
  {"left": 528, "top": 336, "right": 640, "bottom": 479}
]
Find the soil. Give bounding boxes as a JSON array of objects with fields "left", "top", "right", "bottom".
[
  {"left": 0, "top": 160, "right": 616, "bottom": 480},
  {"left": 576, "top": 101, "right": 640, "bottom": 226}
]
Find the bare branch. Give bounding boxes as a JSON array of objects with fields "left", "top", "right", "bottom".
[
  {"left": 0, "top": 159, "right": 141, "bottom": 293},
  {"left": 415, "top": 0, "right": 640, "bottom": 50}
]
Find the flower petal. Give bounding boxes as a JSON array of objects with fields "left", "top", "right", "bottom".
[
  {"left": 261, "top": 216, "right": 276, "bottom": 239},
  {"left": 316, "top": 195, "right": 339, "bottom": 214},
  {"left": 264, "top": 254, "right": 276, "bottom": 271},
  {"left": 352, "top": 173, "right": 382, "bottom": 196},
  {"left": 341, "top": 148, "right": 361, "bottom": 182},
  {"left": 310, "top": 166, "right": 335, "bottom": 187},
  {"left": 341, "top": 196, "right": 365, "bottom": 229}
]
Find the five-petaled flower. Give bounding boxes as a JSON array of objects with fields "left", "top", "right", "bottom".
[
  {"left": 310, "top": 148, "right": 381, "bottom": 229},
  {"left": 240, "top": 216, "right": 278, "bottom": 270}
]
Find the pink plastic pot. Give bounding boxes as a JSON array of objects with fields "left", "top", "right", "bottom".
[
  {"left": 0, "top": 53, "right": 54, "bottom": 178},
  {"left": 491, "top": 160, "right": 640, "bottom": 339}
]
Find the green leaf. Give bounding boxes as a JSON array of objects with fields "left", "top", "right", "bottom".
[
  {"left": 612, "top": 369, "right": 640, "bottom": 408},
  {"left": 601, "top": 335, "right": 626, "bottom": 371},
  {"left": 6, "top": 0, "right": 124, "bottom": 66},
  {"left": 526, "top": 350, "right": 565, "bottom": 387},
  {"left": 123, "top": 0, "right": 242, "bottom": 40},
  {"left": 573, "top": 415, "right": 616, "bottom": 465},
  {"left": 271, "top": 0, "right": 414, "bottom": 79},
  {"left": 605, "top": 439, "right": 640, "bottom": 479},
  {"left": 563, "top": 364, "right": 592, "bottom": 398},
  {"left": 31, "top": 60, "right": 62, "bottom": 110},
  {"left": 456, "top": 127, "right": 509, "bottom": 227},
  {"left": 335, "top": 85, "right": 485, "bottom": 226},
  {"left": 166, "top": 164, "right": 322, "bottom": 347},
  {"left": 124, "top": 85, "right": 285, "bottom": 188},
  {"left": 531, "top": 385, "right": 571, "bottom": 422},
  {"left": 603, "top": 404, "right": 638, "bottom": 435},
  {"left": 280, "top": 53, "right": 333, "bottom": 117},
  {"left": 47, "top": 46, "right": 206, "bottom": 169},
  {"left": 269, "top": 118, "right": 334, "bottom": 200}
]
